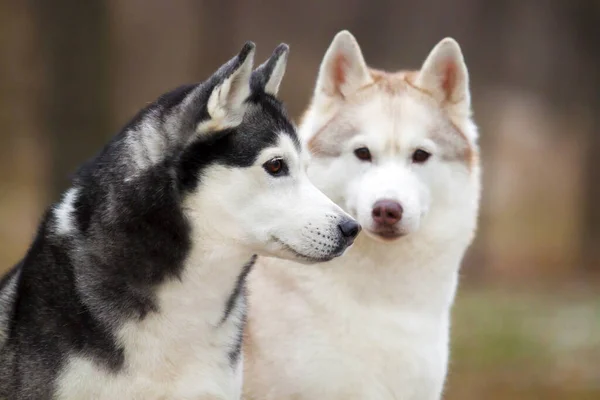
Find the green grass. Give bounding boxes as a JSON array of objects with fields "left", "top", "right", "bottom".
[{"left": 445, "top": 286, "right": 600, "bottom": 400}]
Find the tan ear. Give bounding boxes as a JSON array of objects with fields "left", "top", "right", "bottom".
[
  {"left": 415, "top": 38, "right": 470, "bottom": 114},
  {"left": 315, "top": 30, "right": 373, "bottom": 98}
]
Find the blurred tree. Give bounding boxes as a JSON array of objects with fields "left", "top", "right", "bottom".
[
  {"left": 0, "top": 2, "right": 48, "bottom": 270},
  {"left": 197, "top": 0, "right": 238, "bottom": 71},
  {"left": 572, "top": 0, "right": 600, "bottom": 273},
  {"left": 33, "top": 0, "right": 111, "bottom": 200},
  {"left": 108, "top": 0, "right": 204, "bottom": 126}
]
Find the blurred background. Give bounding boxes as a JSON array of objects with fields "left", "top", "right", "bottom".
[{"left": 1, "top": 1, "right": 599, "bottom": 398}]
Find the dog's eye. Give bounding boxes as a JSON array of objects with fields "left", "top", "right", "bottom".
[
  {"left": 412, "top": 149, "right": 431, "bottom": 164},
  {"left": 263, "top": 158, "right": 288, "bottom": 177},
  {"left": 354, "top": 147, "right": 372, "bottom": 162}
]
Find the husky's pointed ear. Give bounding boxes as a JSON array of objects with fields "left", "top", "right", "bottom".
[
  {"left": 251, "top": 43, "right": 289, "bottom": 96},
  {"left": 415, "top": 38, "right": 470, "bottom": 114},
  {"left": 315, "top": 30, "right": 373, "bottom": 99},
  {"left": 206, "top": 41, "right": 255, "bottom": 128},
  {"left": 190, "top": 42, "right": 255, "bottom": 133}
]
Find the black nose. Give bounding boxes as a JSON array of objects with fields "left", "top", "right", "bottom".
[{"left": 338, "top": 218, "right": 361, "bottom": 240}]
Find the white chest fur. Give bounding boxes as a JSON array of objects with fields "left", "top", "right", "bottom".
[
  {"left": 244, "top": 232, "right": 466, "bottom": 400},
  {"left": 57, "top": 249, "right": 252, "bottom": 400}
]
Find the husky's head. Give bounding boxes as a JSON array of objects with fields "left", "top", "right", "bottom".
[
  {"left": 302, "top": 32, "right": 479, "bottom": 242},
  {"left": 125, "top": 43, "right": 359, "bottom": 263}
]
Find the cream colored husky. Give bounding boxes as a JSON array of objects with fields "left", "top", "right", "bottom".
[{"left": 244, "top": 31, "right": 480, "bottom": 400}]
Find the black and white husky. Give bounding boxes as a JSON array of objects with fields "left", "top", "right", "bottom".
[{"left": 0, "top": 42, "right": 360, "bottom": 400}]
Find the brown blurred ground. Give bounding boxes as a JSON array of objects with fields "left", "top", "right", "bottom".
[{"left": 1, "top": 1, "right": 599, "bottom": 399}]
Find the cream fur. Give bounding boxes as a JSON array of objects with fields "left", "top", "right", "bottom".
[{"left": 243, "top": 32, "right": 480, "bottom": 400}]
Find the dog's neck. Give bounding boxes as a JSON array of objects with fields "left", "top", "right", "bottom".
[
  {"left": 117, "top": 240, "right": 255, "bottom": 347},
  {"left": 299, "top": 221, "right": 469, "bottom": 316},
  {"left": 182, "top": 240, "right": 255, "bottom": 289},
  {"left": 173, "top": 239, "right": 256, "bottom": 313},
  {"left": 77, "top": 230, "right": 256, "bottom": 333}
]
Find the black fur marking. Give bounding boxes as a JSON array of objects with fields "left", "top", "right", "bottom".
[
  {"left": 1, "top": 218, "right": 125, "bottom": 399},
  {"left": 250, "top": 43, "right": 289, "bottom": 93},
  {"left": 0, "top": 261, "right": 21, "bottom": 297},
  {"left": 119, "top": 84, "right": 198, "bottom": 137},
  {"left": 223, "top": 255, "right": 256, "bottom": 367},
  {"left": 0, "top": 261, "right": 21, "bottom": 343},
  {"left": 220, "top": 255, "right": 257, "bottom": 326},
  {"left": 228, "top": 318, "right": 246, "bottom": 367},
  {"left": 177, "top": 91, "right": 298, "bottom": 193}
]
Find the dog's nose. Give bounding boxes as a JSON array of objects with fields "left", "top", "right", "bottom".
[
  {"left": 372, "top": 200, "right": 403, "bottom": 226},
  {"left": 338, "top": 218, "right": 361, "bottom": 241}
]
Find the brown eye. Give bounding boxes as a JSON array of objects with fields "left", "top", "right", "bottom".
[
  {"left": 412, "top": 149, "right": 431, "bottom": 164},
  {"left": 354, "top": 147, "right": 372, "bottom": 162},
  {"left": 263, "top": 158, "right": 287, "bottom": 177}
]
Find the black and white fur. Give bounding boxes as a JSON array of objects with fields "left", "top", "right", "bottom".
[{"left": 0, "top": 42, "right": 359, "bottom": 400}]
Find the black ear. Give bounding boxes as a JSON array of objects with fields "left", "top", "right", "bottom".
[
  {"left": 202, "top": 41, "right": 255, "bottom": 129},
  {"left": 178, "top": 41, "right": 256, "bottom": 135},
  {"left": 251, "top": 43, "right": 289, "bottom": 96}
]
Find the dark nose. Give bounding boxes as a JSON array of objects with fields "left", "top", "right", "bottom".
[
  {"left": 338, "top": 218, "right": 361, "bottom": 241},
  {"left": 372, "top": 200, "right": 403, "bottom": 226}
]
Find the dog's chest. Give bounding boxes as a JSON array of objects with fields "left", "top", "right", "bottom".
[
  {"left": 333, "top": 309, "right": 448, "bottom": 399},
  {"left": 269, "top": 302, "right": 448, "bottom": 400},
  {"left": 56, "top": 266, "right": 248, "bottom": 400}
]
